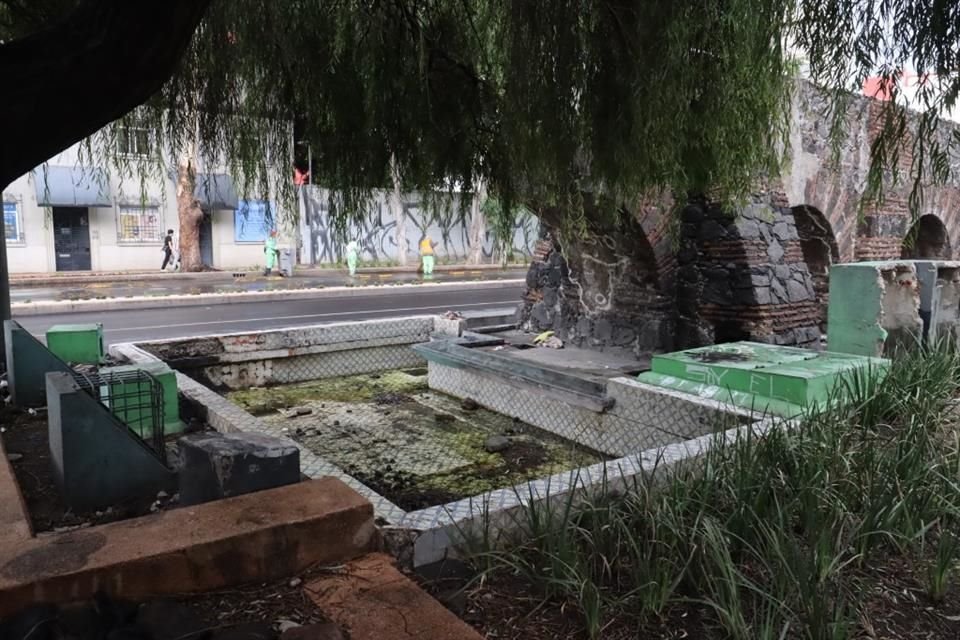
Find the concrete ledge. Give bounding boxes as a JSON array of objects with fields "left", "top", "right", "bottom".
[
  {"left": 0, "top": 435, "right": 33, "bottom": 547},
  {"left": 11, "top": 279, "right": 525, "bottom": 316},
  {"left": 0, "top": 477, "right": 376, "bottom": 616},
  {"left": 305, "top": 553, "right": 485, "bottom": 640}
]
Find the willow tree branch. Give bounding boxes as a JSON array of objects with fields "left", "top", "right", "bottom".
[{"left": 0, "top": 0, "right": 211, "bottom": 187}]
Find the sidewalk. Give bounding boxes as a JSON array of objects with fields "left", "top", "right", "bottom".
[
  {"left": 9, "top": 262, "right": 525, "bottom": 287},
  {"left": 9, "top": 265, "right": 529, "bottom": 305}
]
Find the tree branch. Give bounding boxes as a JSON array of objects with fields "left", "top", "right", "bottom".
[{"left": 0, "top": 0, "right": 211, "bottom": 187}]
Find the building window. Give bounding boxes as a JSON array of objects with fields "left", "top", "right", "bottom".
[
  {"left": 4, "top": 201, "right": 23, "bottom": 245},
  {"left": 117, "top": 205, "right": 162, "bottom": 243},
  {"left": 118, "top": 125, "right": 152, "bottom": 157}
]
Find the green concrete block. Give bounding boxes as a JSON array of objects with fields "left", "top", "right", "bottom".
[
  {"left": 638, "top": 341, "right": 889, "bottom": 417},
  {"left": 99, "top": 362, "right": 182, "bottom": 436},
  {"left": 46, "top": 324, "right": 105, "bottom": 365},
  {"left": 826, "top": 262, "right": 922, "bottom": 357}
]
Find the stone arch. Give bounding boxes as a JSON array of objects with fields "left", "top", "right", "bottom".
[
  {"left": 518, "top": 207, "right": 675, "bottom": 357},
  {"left": 675, "top": 196, "right": 821, "bottom": 349},
  {"left": 791, "top": 205, "right": 840, "bottom": 331},
  {"left": 901, "top": 214, "right": 953, "bottom": 259}
]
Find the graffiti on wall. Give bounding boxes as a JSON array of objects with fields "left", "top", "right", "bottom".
[{"left": 302, "top": 188, "right": 538, "bottom": 265}]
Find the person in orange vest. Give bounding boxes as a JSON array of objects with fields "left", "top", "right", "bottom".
[{"left": 419, "top": 234, "right": 436, "bottom": 276}]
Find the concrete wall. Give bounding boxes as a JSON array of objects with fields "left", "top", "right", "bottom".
[
  {"left": 301, "top": 187, "right": 539, "bottom": 266},
  {"left": 137, "top": 316, "right": 436, "bottom": 390},
  {"left": 2, "top": 143, "right": 292, "bottom": 273}
]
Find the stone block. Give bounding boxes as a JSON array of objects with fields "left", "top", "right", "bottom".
[
  {"left": 770, "top": 278, "right": 788, "bottom": 302},
  {"left": 305, "top": 553, "right": 485, "bottom": 640},
  {"left": 737, "top": 218, "right": 761, "bottom": 239},
  {"left": 767, "top": 239, "right": 785, "bottom": 263},
  {"left": 698, "top": 220, "right": 728, "bottom": 242},
  {"left": 772, "top": 222, "right": 793, "bottom": 241},
  {"left": 178, "top": 432, "right": 300, "bottom": 506},
  {"left": 786, "top": 279, "right": 811, "bottom": 302}
]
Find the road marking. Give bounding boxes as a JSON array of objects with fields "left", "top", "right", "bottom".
[
  {"left": 450, "top": 271, "right": 466, "bottom": 276},
  {"left": 106, "top": 300, "right": 518, "bottom": 333}
]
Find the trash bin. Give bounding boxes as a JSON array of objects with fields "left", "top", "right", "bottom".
[{"left": 278, "top": 248, "right": 294, "bottom": 277}]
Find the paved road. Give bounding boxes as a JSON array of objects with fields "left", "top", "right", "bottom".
[
  {"left": 10, "top": 268, "right": 528, "bottom": 303},
  {"left": 14, "top": 284, "right": 524, "bottom": 344}
]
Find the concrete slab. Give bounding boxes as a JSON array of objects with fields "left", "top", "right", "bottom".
[
  {"left": 479, "top": 333, "right": 648, "bottom": 381},
  {"left": 638, "top": 341, "right": 889, "bottom": 417},
  {"left": 305, "top": 553, "right": 484, "bottom": 640},
  {"left": 0, "top": 477, "right": 376, "bottom": 616}
]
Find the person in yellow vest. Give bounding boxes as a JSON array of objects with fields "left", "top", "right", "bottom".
[{"left": 419, "top": 234, "right": 436, "bottom": 276}]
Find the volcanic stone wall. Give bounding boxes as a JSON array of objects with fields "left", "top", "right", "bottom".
[{"left": 521, "top": 216, "right": 675, "bottom": 357}]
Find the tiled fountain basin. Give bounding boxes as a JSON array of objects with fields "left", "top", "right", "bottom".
[
  {"left": 111, "top": 316, "right": 776, "bottom": 566},
  {"left": 227, "top": 370, "right": 604, "bottom": 513}
]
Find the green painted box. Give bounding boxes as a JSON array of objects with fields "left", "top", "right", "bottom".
[
  {"left": 98, "top": 362, "right": 182, "bottom": 436},
  {"left": 637, "top": 342, "right": 889, "bottom": 417},
  {"left": 46, "top": 324, "right": 105, "bottom": 365}
]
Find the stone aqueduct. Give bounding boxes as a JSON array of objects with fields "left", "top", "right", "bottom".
[{"left": 521, "top": 81, "right": 960, "bottom": 357}]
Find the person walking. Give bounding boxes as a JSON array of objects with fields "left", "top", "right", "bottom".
[
  {"left": 161, "top": 229, "right": 175, "bottom": 271},
  {"left": 263, "top": 230, "right": 278, "bottom": 276},
  {"left": 346, "top": 238, "right": 360, "bottom": 276},
  {"left": 419, "top": 234, "right": 436, "bottom": 276}
]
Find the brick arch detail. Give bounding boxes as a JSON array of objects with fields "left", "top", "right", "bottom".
[{"left": 674, "top": 196, "right": 822, "bottom": 349}]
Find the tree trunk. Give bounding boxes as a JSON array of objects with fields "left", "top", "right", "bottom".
[
  {"left": 389, "top": 155, "right": 407, "bottom": 266},
  {"left": 176, "top": 148, "right": 204, "bottom": 272},
  {"left": 467, "top": 180, "right": 488, "bottom": 265}
]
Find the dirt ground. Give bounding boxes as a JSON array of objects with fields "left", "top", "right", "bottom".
[
  {"left": 414, "top": 555, "right": 960, "bottom": 640},
  {"left": 0, "top": 569, "right": 333, "bottom": 640},
  {"left": 0, "top": 405, "right": 178, "bottom": 533}
]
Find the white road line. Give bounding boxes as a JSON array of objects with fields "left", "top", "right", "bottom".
[{"left": 106, "top": 300, "right": 517, "bottom": 333}]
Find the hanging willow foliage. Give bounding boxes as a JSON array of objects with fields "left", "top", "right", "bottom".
[
  {"left": 79, "top": 0, "right": 796, "bottom": 237},
  {"left": 3, "top": 0, "right": 955, "bottom": 236}
]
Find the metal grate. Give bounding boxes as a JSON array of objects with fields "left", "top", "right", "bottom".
[{"left": 72, "top": 368, "right": 166, "bottom": 464}]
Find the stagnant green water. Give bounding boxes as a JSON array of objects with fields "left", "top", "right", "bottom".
[{"left": 227, "top": 370, "right": 604, "bottom": 510}]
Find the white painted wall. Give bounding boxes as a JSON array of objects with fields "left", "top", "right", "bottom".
[{"left": 2, "top": 139, "right": 293, "bottom": 274}]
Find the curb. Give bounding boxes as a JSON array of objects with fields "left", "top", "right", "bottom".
[{"left": 11, "top": 279, "right": 526, "bottom": 317}]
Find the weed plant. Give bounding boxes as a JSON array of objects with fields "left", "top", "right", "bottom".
[{"left": 471, "top": 342, "right": 960, "bottom": 638}]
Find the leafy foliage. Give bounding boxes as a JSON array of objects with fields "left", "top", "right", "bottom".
[
  {"left": 5, "top": 0, "right": 959, "bottom": 233},
  {"left": 3, "top": 0, "right": 795, "bottom": 235},
  {"left": 470, "top": 343, "right": 960, "bottom": 637}
]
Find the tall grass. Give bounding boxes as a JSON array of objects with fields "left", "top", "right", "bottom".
[{"left": 471, "top": 341, "right": 960, "bottom": 638}]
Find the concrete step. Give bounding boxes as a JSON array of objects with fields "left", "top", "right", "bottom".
[
  {"left": 305, "top": 553, "right": 484, "bottom": 640},
  {"left": 461, "top": 307, "right": 518, "bottom": 330},
  {"left": 0, "top": 477, "right": 376, "bottom": 615}
]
